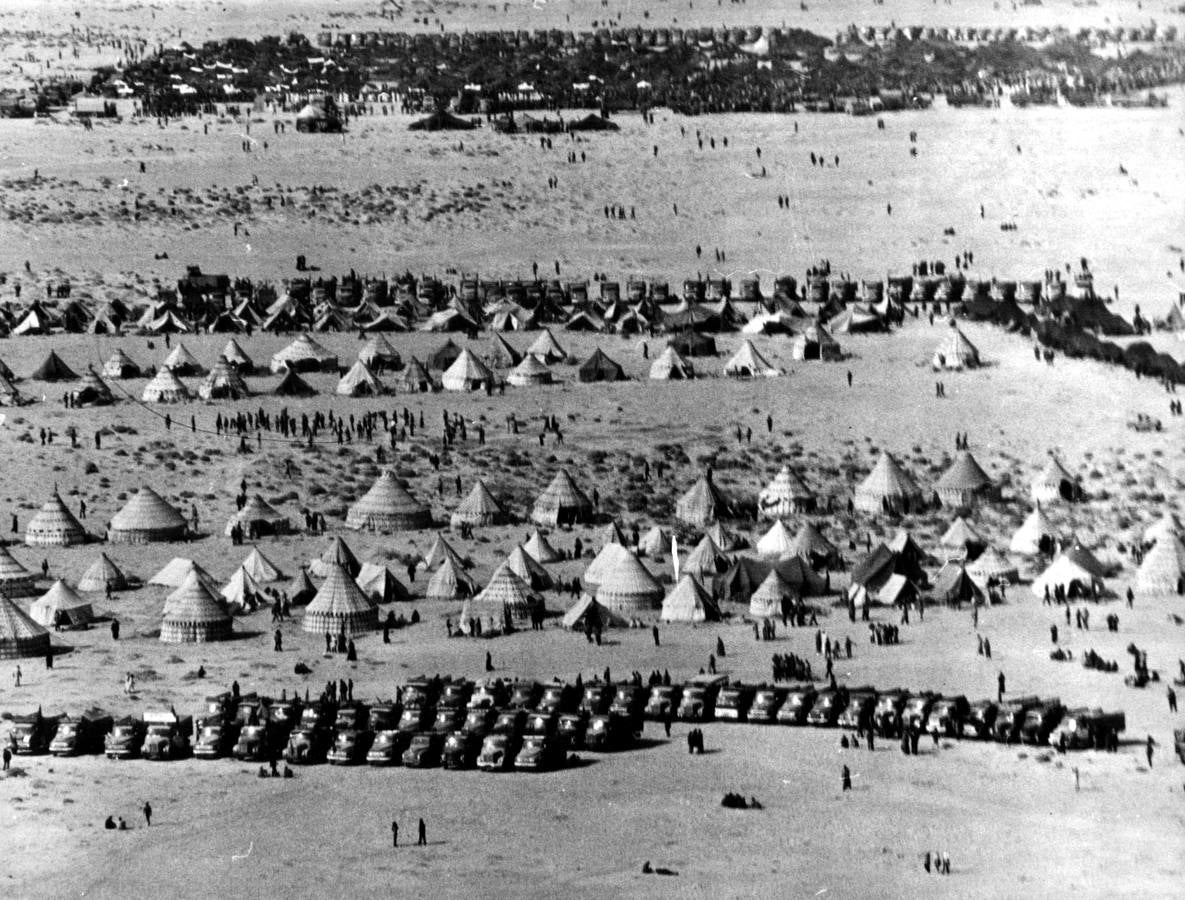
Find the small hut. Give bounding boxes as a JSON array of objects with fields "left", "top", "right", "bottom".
[
  {"left": 757, "top": 466, "right": 816, "bottom": 518},
  {"left": 450, "top": 481, "right": 506, "bottom": 529},
  {"left": 531, "top": 469, "right": 594, "bottom": 526},
  {"left": 160, "top": 571, "right": 234, "bottom": 643},
  {"left": 301, "top": 562, "right": 378, "bottom": 636},
  {"left": 25, "top": 491, "right": 88, "bottom": 546},
  {"left": 77, "top": 552, "right": 131, "bottom": 593},
  {"left": 346, "top": 471, "right": 432, "bottom": 532},
  {"left": 108, "top": 487, "right": 189, "bottom": 543}
]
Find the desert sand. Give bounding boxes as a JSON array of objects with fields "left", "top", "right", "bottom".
[{"left": 1, "top": 2, "right": 1185, "bottom": 898}]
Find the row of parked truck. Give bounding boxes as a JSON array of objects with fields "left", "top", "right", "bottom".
[{"left": 5, "top": 675, "right": 1135, "bottom": 766}]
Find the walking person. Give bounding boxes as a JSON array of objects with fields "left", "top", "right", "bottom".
[
  {"left": 418, "top": 818, "right": 427, "bottom": 846},
  {"left": 392, "top": 820, "right": 399, "bottom": 847},
  {"left": 143, "top": 801, "right": 152, "bottom": 826}
]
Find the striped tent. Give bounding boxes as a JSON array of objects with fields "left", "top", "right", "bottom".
[
  {"left": 595, "top": 549, "right": 663, "bottom": 617},
  {"left": 141, "top": 366, "right": 191, "bottom": 403},
  {"left": 675, "top": 472, "right": 733, "bottom": 527},
  {"left": 197, "top": 356, "right": 250, "bottom": 400},
  {"left": 425, "top": 555, "right": 479, "bottom": 602},
  {"left": 25, "top": 491, "right": 88, "bottom": 546},
  {"left": 749, "top": 569, "right": 794, "bottom": 619},
  {"left": 0, "top": 594, "right": 50, "bottom": 659},
  {"left": 225, "top": 495, "right": 290, "bottom": 538},
  {"left": 531, "top": 469, "right": 593, "bottom": 526},
  {"left": 965, "top": 547, "right": 1019, "bottom": 586},
  {"left": 758, "top": 466, "right": 816, "bottom": 518},
  {"left": 160, "top": 570, "right": 233, "bottom": 643},
  {"left": 460, "top": 563, "right": 543, "bottom": 633},
  {"left": 346, "top": 470, "right": 432, "bottom": 532},
  {"left": 660, "top": 574, "right": 720, "bottom": 623},
  {"left": 308, "top": 536, "right": 361, "bottom": 579},
  {"left": 241, "top": 547, "right": 285, "bottom": 583},
  {"left": 336, "top": 359, "right": 385, "bottom": 397},
  {"left": 450, "top": 480, "right": 506, "bottom": 528},
  {"left": 507, "top": 353, "right": 554, "bottom": 387},
  {"left": 522, "top": 529, "right": 562, "bottom": 564},
  {"left": 301, "top": 562, "right": 378, "bottom": 636},
  {"left": 527, "top": 328, "right": 566, "bottom": 363},
  {"left": 935, "top": 452, "right": 995, "bottom": 507},
  {"left": 755, "top": 520, "right": 796, "bottom": 558},
  {"left": 0, "top": 545, "right": 38, "bottom": 598},
  {"left": 506, "top": 545, "right": 552, "bottom": 590},
  {"left": 77, "top": 552, "right": 131, "bottom": 592},
  {"left": 854, "top": 452, "right": 923, "bottom": 515}
]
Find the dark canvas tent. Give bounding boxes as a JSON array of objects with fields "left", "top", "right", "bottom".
[
  {"left": 567, "top": 113, "right": 619, "bottom": 132},
  {"left": 30, "top": 351, "right": 77, "bottom": 381},
  {"left": 427, "top": 339, "right": 463, "bottom": 372},
  {"left": 272, "top": 369, "right": 317, "bottom": 397},
  {"left": 578, "top": 348, "right": 626, "bottom": 382},
  {"left": 409, "top": 109, "right": 477, "bottom": 131}
]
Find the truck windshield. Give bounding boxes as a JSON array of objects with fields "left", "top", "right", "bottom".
[
  {"left": 146, "top": 726, "right": 171, "bottom": 736},
  {"left": 57, "top": 724, "right": 78, "bottom": 736}
]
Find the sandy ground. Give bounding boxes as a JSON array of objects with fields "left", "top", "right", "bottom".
[{"left": 1, "top": 2, "right": 1185, "bottom": 897}]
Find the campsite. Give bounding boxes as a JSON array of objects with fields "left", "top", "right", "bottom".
[{"left": 1, "top": 0, "right": 1185, "bottom": 898}]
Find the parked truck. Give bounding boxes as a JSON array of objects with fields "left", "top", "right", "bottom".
[
  {"left": 1049, "top": 708, "right": 1125, "bottom": 750},
  {"left": 10, "top": 710, "right": 63, "bottom": 756},
  {"left": 141, "top": 711, "right": 193, "bottom": 760},
  {"left": 677, "top": 674, "right": 728, "bottom": 722},
  {"left": 992, "top": 695, "right": 1044, "bottom": 743},
  {"left": 1020, "top": 700, "right": 1066, "bottom": 746},
  {"left": 105, "top": 716, "right": 146, "bottom": 760},
  {"left": 50, "top": 710, "right": 112, "bottom": 756}
]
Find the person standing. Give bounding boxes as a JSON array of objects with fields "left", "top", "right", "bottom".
[
  {"left": 1146, "top": 735, "right": 1155, "bottom": 767},
  {"left": 1168, "top": 687, "right": 1177, "bottom": 713},
  {"left": 997, "top": 671, "right": 1005, "bottom": 702},
  {"left": 392, "top": 820, "right": 399, "bottom": 848},
  {"left": 652, "top": 625, "right": 660, "bottom": 647},
  {"left": 143, "top": 801, "right": 152, "bottom": 826},
  {"left": 417, "top": 818, "right": 427, "bottom": 846},
  {"left": 841, "top": 765, "right": 851, "bottom": 791}
]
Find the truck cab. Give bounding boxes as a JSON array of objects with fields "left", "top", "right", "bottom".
[
  {"left": 677, "top": 675, "right": 729, "bottom": 722},
  {"left": 195, "top": 717, "right": 241, "bottom": 759},
  {"left": 202, "top": 692, "right": 236, "bottom": 723},
  {"left": 1050, "top": 708, "right": 1125, "bottom": 750},
  {"left": 524, "top": 711, "right": 559, "bottom": 739},
  {"left": 442, "top": 731, "right": 482, "bottom": 769},
  {"left": 10, "top": 711, "right": 63, "bottom": 756},
  {"left": 992, "top": 695, "right": 1043, "bottom": 743},
  {"left": 807, "top": 686, "right": 851, "bottom": 727},
  {"left": 437, "top": 679, "right": 473, "bottom": 711},
  {"left": 537, "top": 683, "right": 579, "bottom": 715},
  {"left": 837, "top": 690, "right": 878, "bottom": 731},
  {"left": 492, "top": 709, "right": 528, "bottom": 740},
  {"left": 460, "top": 707, "right": 498, "bottom": 740},
  {"left": 643, "top": 684, "right": 681, "bottom": 721},
  {"left": 902, "top": 693, "right": 939, "bottom": 732},
  {"left": 557, "top": 711, "right": 590, "bottom": 749},
  {"left": 400, "top": 677, "right": 442, "bottom": 712},
  {"left": 267, "top": 698, "right": 304, "bottom": 739},
  {"left": 585, "top": 713, "right": 637, "bottom": 751},
  {"left": 105, "top": 716, "right": 146, "bottom": 759},
  {"left": 402, "top": 731, "right": 445, "bottom": 768},
  {"left": 284, "top": 701, "right": 336, "bottom": 764},
  {"left": 476, "top": 733, "right": 519, "bottom": 771},
  {"left": 50, "top": 711, "right": 112, "bottom": 756},
  {"left": 141, "top": 711, "right": 193, "bottom": 760},
  {"left": 514, "top": 735, "right": 563, "bottom": 772},
  {"left": 231, "top": 722, "right": 285, "bottom": 761},
  {"left": 506, "top": 681, "right": 542, "bottom": 710},
  {"left": 962, "top": 699, "right": 999, "bottom": 739},
  {"left": 608, "top": 684, "right": 647, "bottom": 721},
  {"left": 365, "top": 728, "right": 415, "bottom": 766},
  {"left": 714, "top": 684, "right": 757, "bottom": 722},
  {"left": 397, "top": 706, "right": 435, "bottom": 735},
  {"left": 1020, "top": 700, "right": 1066, "bottom": 746},
  {"left": 580, "top": 682, "right": 616, "bottom": 716},
  {"left": 327, "top": 703, "right": 374, "bottom": 765},
  {"left": 925, "top": 696, "right": 970, "bottom": 737},
  {"left": 872, "top": 690, "right": 909, "bottom": 736},
  {"left": 776, "top": 686, "right": 818, "bottom": 725},
  {"left": 748, "top": 687, "right": 789, "bottom": 725},
  {"left": 467, "top": 678, "right": 508, "bottom": 710}
]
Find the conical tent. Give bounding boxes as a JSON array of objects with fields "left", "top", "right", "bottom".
[
  {"left": 427, "top": 340, "right": 462, "bottom": 372},
  {"left": 578, "top": 348, "right": 626, "bottom": 382},
  {"left": 423, "top": 533, "right": 469, "bottom": 571},
  {"left": 929, "top": 562, "right": 985, "bottom": 606},
  {"left": 507, "top": 353, "right": 554, "bottom": 386},
  {"left": 347, "top": 470, "right": 432, "bottom": 532},
  {"left": 394, "top": 357, "right": 435, "bottom": 392},
  {"left": 562, "top": 594, "right": 628, "bottom": 629},
  {"left": 30, "top": 579, "right": 93, "bottom": 628},
  {"left": 272, "top": 369, "right": 317, "bottom": 397},
  {"left": 459, "top": 563, "right": 543, "bottom": 633},
  {"left": 756, "top": 520, "right": 796, "bottom": 558},
  {"left": 308, "top": 536, "right": 361, "bottom": 579},
  {"left": 102, "top": 349, "right": 141, "bottom": 379},
  {"left": 198, "top": 357, "right": 250, "bottom": 400},
  {"left": 73, "top": 368, "right": 115, "bottom": 406},
  {"left": 661, "top": 574, "right": 720, "bottom": 623},
  {"left": 531, "top": 469, "right": 593, "bottom": 526},
  {"left": 0, "top": 372, "right": 28, "bottom": 406},
  {"left": 791, "top": 324, "right": 842, "bottom": 361},
  {"left": 450, "top": 480, "right": 506, "bottom": 528},
  {"left": 25, "top": 491, "right": 88, "bottom": 546},
  {"left": 522, "top": 529, "right": 562, "bottom": 564},
  {"left": 791, "top": 522, "right": 839, "bottom": 568},
  {"left": 150, "top": 557, "right": 219, "bottom": 592},
  {"left": 1031, "top": 455, "right": 1079, "bottom": 504},
  {"left": 749, "top": 568, "right": 794, "bottom": 619},
  {"left": 225, "top": 495, "right": 290, "bottom": 537},
  {"left": 0, "top": 545, "right": 39, "bottom": 598},
  {"left": 357, "top": 563, "right": 409, "bottom": 604},
  {"left": 301, "top": 562, "right": 378, "bottom": 636},
  {"left": 676, "top": 472, "right": 732, "bottom": 526},
  {"left": 487, "top": 334, "right": 523, "bottom": 368},
  {"left": 358, "top": 335, "right": 401, "bottom": 371},
  {"left": 935, "top": 452, "right": 994, "bottom": 507},
  {"left": 932, "top": 325, "right": 981, "bottom": 370},
  {"left": 527, "top": 328, "right": 566, "bottom": 363},
  {"left": 1143, "top": 511, "right": 1181, "bottom": 548},
  {"left": 30, "top": 350, "right": 78, "bottom": 382},
  {"left": 854, "top": 453, "right": 923, "bottom": 515},
  {"left": 221, "top": 339, "right": 255, "bottom": 373},
  {"left": 723, "top": 339, "right": 780, "bottom": 378},
  {"left": 270, "top": 334, "right": 337, "bottom": 373},
  {"left": 77, "top": 552, "right": 130, "bottom": 592},
  {"left": 680, "top": 535, "right": 728, "bottom": 578},
  {"left": 595, "top": 549, "right": 663, "bottom": 616},
  {"left": 220, "top": 567, "right": 262, "bottom": 611},
  {"left": 141, "top": 366, "right": 191, "bottom": 403},
  {"left": 582, "top": 543, "right": 632, "bottom": 589},
  {"left": 1030, "top": 553, "right": 1100, "bottom": 599},
  {"left": 160, "top": 570, "right": 233, "bottom": 643},
  {"left": 425, "top": 555, "right": 478, "bottom": 601},
  {"left": 940, "top": 517, "right": 985, "bottom": 552},
  {"left": 598, "top": 521, "right": 628, "bottom": 548},
  {"left": 758, "top": 466, "right": 816, "bottom": 518},
  {"left": 336, "top": 359, "right": 385, "bottom": 397},
  {"left": 162, "top": 342, "right": 205, "bottom": 376},
  {"left": 441, "top": 348, "right": 494, "bottom": 392},
  {"left": 241, "top": 547, "right": 286, "bottom": 583},
  {"left": 705, "top": 522, "right": 746, "bottom": 552},
  {"left": 649, "top": 345, "right": 694, "bottom": 380},
  {"left": 1009, "top": 507, "right": 1059, "bottom": 555},
  {"left": 966, "top": 547, "right": 1019, "bottom": 586},
  {"left": 1135, "top": 534, "right": 1185, "bottom": 595},
  {"left": 0, "top": 594, "right": 50, "bottom": 659},
  {"left": 291, "top": 568, "right": 317, "bottom": 605},
  {"left": 638, "top": 526, "right": 669, "bottom": 558},
  {"left": 109, "top": 487, "right": 188, "bottom": 543},
  {"left": 506, "top": 545, "right": 552, "bottom": 590}
]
